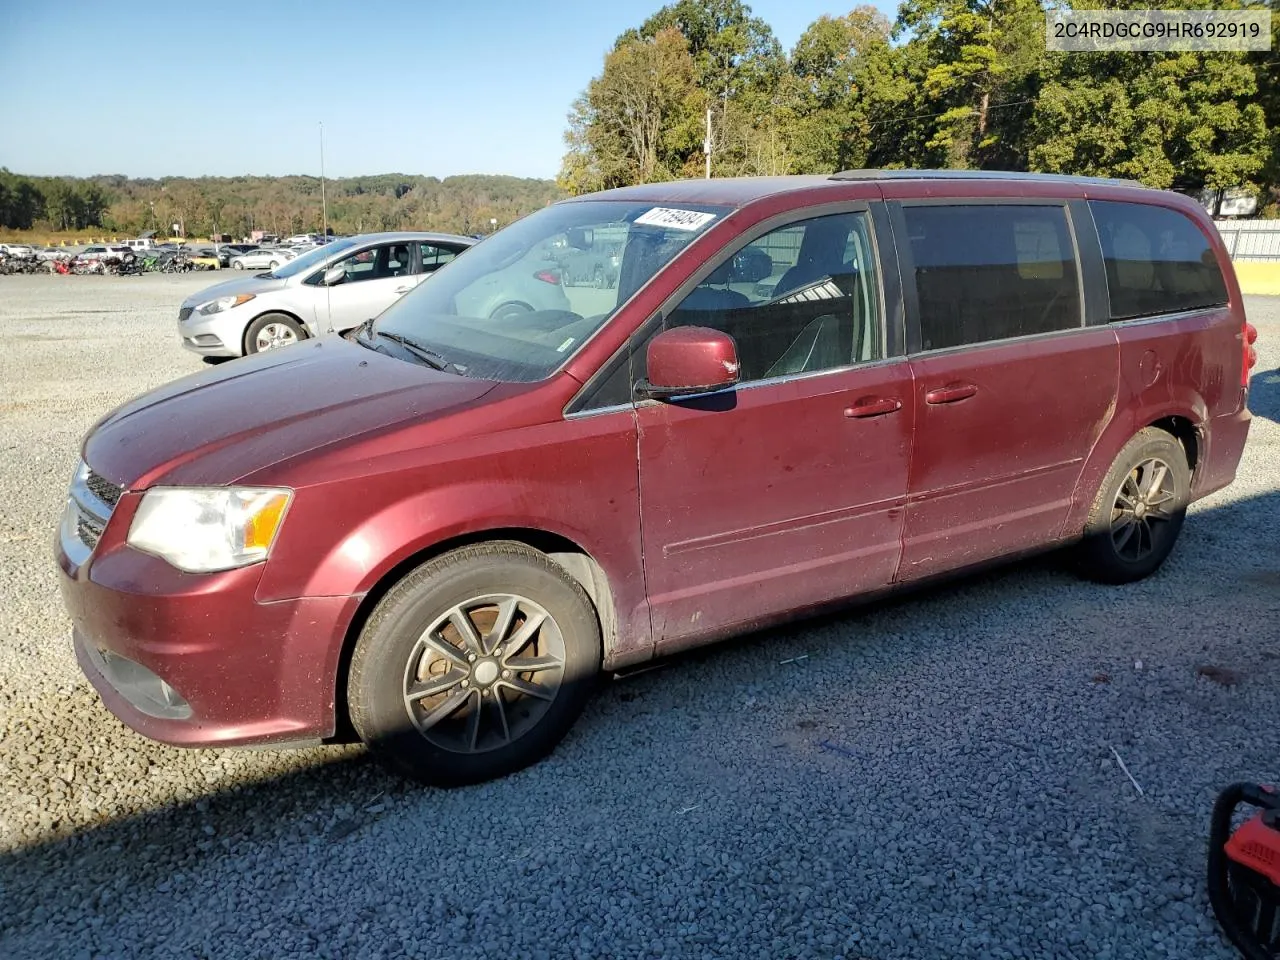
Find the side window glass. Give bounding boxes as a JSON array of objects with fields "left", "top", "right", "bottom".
[
  {"left": 664, "top": 212, "right": 882, "bottom": 383},
  {"left": 1089, "top": 200, "right": 1228, "bottom": 319},
  {"left": 334, "top": 247, "right": 379, "bottom": 284},
  {"left": 419, "top": 243, "right": 458, "bottom": 273},
  {"left": 904, "top": 205, "right": 1081, "bottom": 351},
  {"left": 385, "top": 244, "right": 411, "bottom": 278}
]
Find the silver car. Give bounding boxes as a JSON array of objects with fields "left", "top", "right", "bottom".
[
  {"left": 179, "top": 232, "right": 477, "bottom": 357},
  {"left": 229, "top": 248, "right": 296, "bottom": 271}
]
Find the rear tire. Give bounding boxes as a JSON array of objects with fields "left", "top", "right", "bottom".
[
  {"left": 1075, "top": 428, "right": 1190, "bottom": 584},
  {"left": 348, "top": 542, "right": 601, "bottom": 787}
]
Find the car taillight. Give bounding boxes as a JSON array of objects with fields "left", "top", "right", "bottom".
[
  {"left": 1243, "top": 320, "right": 1258, "bottom": 386},
  {"left": 534, "top": 269, "right": 561, "bottom": 285}
]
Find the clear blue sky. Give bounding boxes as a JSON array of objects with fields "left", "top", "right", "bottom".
[{"left": 0, "top": 0, "right": 897, "bottom": 181}]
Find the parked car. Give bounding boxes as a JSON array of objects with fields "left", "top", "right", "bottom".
[
  {"left": 0, "top": 243, "right": 36, "bottom": 259},
  {"left": 123, "top": 239, "right": 155, "bottom": 252},
  {"left": 215, "top": 244, "right": 257, "bottom": 268},
  {"left": 180, "top": 232, "right": 475, "bottom": 356},
  {"left": 56, "top": 171, "right": 1255, "bottom": 787},
  {"left": 36, "top": 247, "right": 70, "bottom": 261},
  {"left": 555, "top": 236, "right": 623, "bottom": 288},
  {"left": 77, "top": 245, "right": 126, "bottom": 263},
  {"left": 229, "top": 248, "right": 296, "bottom": 271},
  {"left": 188, "top": 249, "right": 221, "bottom": 270}
]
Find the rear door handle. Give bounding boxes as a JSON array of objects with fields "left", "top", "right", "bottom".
[
  {"left": 924, "top": 383, "right": 978, "bottom": 405},
  {"left": 844, "top": 397, "right": 902, "bottom": 419}
]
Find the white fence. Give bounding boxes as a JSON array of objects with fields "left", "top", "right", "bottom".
[{"left": 1214, "top": 219, "right": 1280, "bottom": 261}]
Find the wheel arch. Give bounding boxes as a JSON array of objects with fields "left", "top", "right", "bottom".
[
  {"left": 331, "top": 526, "right": 620, "bottom": 740},
  {"left": 1065, "top": 404, "right": 1206, "bottom": 537}
]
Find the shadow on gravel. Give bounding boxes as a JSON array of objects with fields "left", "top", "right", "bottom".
[
  {"left": 1250, "top": 365, "right": 1279, "bottom": 424},
  {"left": 2, "top": 477, "right": 1277, "bottom": 960}
]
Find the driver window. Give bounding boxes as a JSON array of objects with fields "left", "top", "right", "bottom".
[
  {"left": 665, "top": 212, "right": 882, "bottom": 383},
  {"left": 331, "top": 247, "right": 380, "bottom": 284}
]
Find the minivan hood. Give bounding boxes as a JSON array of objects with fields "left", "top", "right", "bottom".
[
  {"left": 180, "top": 273, "right": 290, "bottom": 308},
  {"left": 84, "top": 339, "right": 498, "bottom": 489}
]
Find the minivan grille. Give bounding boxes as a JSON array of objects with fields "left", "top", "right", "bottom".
[
  {"left": 178, "top": 306, "right": 194, "bottom": 323},
  {"left": 77, "top": 512, "right": 105, "bottom": 550},
  {"left": 85, "top": 470, "right": 122, "bottom": 508}
]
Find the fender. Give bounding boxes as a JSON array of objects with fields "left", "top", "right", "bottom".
[
  {"left": 254, "top": 431, "right": 651, "bottom": 665},
  {"left": 1063, "top": 397, "right": 1206, "bottom": 538}
]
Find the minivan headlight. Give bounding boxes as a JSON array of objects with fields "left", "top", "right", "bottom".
[
  {"left": 127, "top": 487, "right": 291, "bottom": 573},
  {"left": 197, "top": 294, "right": 255, "bottom": 316}
]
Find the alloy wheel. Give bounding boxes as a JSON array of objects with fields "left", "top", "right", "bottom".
[
  {"left": 401, "top": 594, "right": 566, "bottom": 754},
  {"left": 1109, "top": 457, "right": 1176, "bottom": 562}
]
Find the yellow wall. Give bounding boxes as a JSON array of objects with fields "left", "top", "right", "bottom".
[{"left": 1235, "top": 261, "right": 1280, "bottom": 296}]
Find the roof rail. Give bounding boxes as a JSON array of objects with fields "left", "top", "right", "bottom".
[{"left": 828, "top": 168, "right": 1147, "bottom": 188}]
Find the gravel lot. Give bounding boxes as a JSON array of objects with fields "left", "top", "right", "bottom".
[{"left": 0, "top": 273, "right": 1277, "bottom": 959}]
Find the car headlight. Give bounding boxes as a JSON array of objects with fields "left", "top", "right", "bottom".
[
  {"left": 127, "top": 487, "right": 291, "bottom": 573},
  {"left": 197, "top": 294, "right": 255, "bottom": 316}
]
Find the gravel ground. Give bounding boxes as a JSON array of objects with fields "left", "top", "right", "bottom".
[{"left": 0, "top": 273, "right": 1277, "bottom": 959}]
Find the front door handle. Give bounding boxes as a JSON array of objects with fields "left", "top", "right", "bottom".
[
  {"left": 395, "top": 285, "right": 413, "bottom": 294},
  {"left": 844, "top": 397, "right": 902, "bottom": 418},
  {"left": 925, "top": 383, "right": 978, "bottom": 404}
]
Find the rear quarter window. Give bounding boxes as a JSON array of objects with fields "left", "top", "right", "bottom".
[{"left": 1089, "top": 200, "right": 1228, "bottom": 320}]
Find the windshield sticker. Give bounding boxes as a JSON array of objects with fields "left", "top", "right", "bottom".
[
  {"left": 556, "top": 337, "right": 575, "bottom": 353},
  {"left": 634, "top": 207, "right": 717, "bottom": 231}
]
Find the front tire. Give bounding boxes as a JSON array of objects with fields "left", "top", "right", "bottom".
[
  {"left": 489, "top": 301, "right": 533, "bottom": 323},
  {"left": 244, "top": 313, "right": 305, "bottom": 354},
  {"left": 348, "top": 542, "right": 601, "bottom": 787},
  {"left": 233, "top": 261, "right": 245, "bottom": 270},
  {"left": 1076, "top": 428, "right": 1190, "bottom": 584}
]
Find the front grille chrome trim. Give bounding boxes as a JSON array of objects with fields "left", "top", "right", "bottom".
[{"left": 61, "top": 461, "right": 122, "bottom": 563}]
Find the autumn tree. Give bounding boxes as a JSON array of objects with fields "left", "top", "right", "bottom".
[{"left": 559, "top": 28, "right": 700, "bottom": 192}]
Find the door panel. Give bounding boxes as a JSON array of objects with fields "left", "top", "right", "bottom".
[
  {"left": 639, "top": 361, "right": 914, "bottom": 647},
  {"left": 900, "top": 328, "right": 1118, "bottom": 579}
]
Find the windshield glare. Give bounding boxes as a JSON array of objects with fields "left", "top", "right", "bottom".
[
  {"left": 372, "top": 200, "right": 729, "bottom": 382},
  {"left": 271, "top": 237, "right": 360, "bottom": 277}
]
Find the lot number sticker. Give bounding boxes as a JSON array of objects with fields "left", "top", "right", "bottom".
[{"left": 634, "top": 208, "right": 717, "bottom": 231}]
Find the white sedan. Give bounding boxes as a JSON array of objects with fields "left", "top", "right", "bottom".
[{"left": 229, "top": 248, "right": 297, "bottom": 271}]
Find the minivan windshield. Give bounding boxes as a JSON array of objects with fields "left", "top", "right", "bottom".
[
  {"left": 370, "top": 200, "right": 729, "bottom": 381},
  {"left": 271, "top": 237, "right": 360, "bottom": 278}
]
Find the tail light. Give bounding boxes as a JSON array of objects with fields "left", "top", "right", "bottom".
[
  {"left": 533, "top": 269, "right": 561, "bottom": 285},
  {"left": 1243, "top": 320, "right": 1258, "bottom": 386}
]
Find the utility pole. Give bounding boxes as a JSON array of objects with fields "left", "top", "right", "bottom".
[
  {"left": 319, "top": 121, "right": 328, "bottom": 238},
  {"left": 704, "top": 106, "right": 712, "bottom": 179}
]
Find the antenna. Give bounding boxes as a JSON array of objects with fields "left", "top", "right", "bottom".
[
  {"left": 319, "top": 121, "right": 328, "bottom": 240},
  {"left": 320, "top": 120, "right": 333, "bottom": 334}
]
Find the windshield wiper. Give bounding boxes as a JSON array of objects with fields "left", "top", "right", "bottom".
[{"left": 375, "top": 331, "right": 452, "bottom": 371}]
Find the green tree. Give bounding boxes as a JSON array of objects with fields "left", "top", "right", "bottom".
[
  {"left": 559, "top": 28, "right": 700, "bottom": 192},
  {"left": 1029, "top": 52, "right": 1267, "bottom": 190},
  {"left": 895, "top": 0, "right": 1046, "bottom": 168}
]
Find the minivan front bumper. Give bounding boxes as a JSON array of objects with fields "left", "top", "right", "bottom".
[{"left": 58, "top": 538, "right": 358, "bottom": 748}]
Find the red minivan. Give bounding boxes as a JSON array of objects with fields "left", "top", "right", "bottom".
[{"left": 56, "top": 171, "right": 1256, "bottom": 785}]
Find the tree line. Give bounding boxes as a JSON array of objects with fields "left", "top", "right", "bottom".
[
  {"left": 0, "top": 169, "right": 563, "bottom": 238},
  {"left": 559, "top": 0, "right": 1280, "bottom": 209}
]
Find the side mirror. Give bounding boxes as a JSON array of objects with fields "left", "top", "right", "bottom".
[
  {"left": 635, "top": 326, "right": 740, "bottom": 400},
  {"left": 323, "top": 264, "right": 346, "bottom": 286}
]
